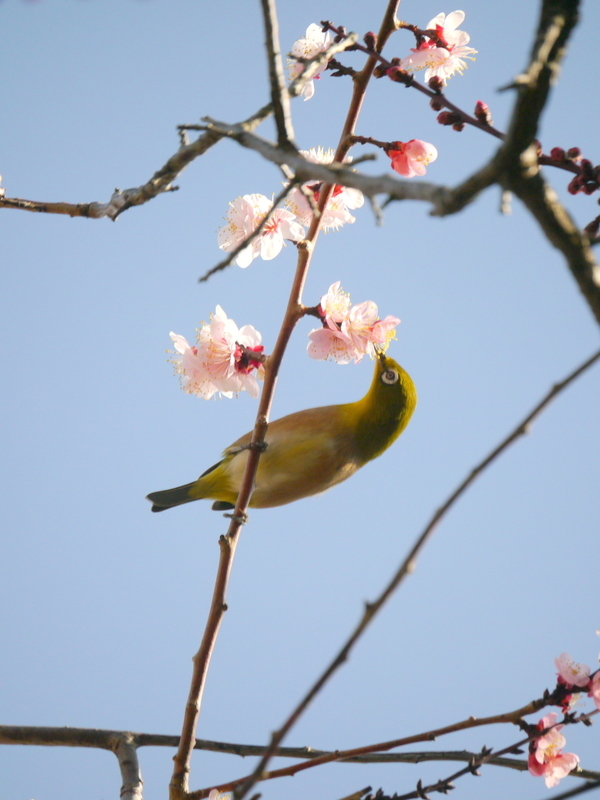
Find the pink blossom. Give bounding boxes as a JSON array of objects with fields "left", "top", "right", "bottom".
[
  {"left": 319, "top": 281, "right": 352, "bottom": 327},
  {"left": 289, "top": 24, "right": 334, "bottom": 100},
  {"left": 528, "top": 713, "right": 580, "bottom": 788},
  {"left": 555, "top": 653, "right": 591, "bottom": 689},
  {"left": 285, "top": 147, "right": 364, "bottom": 231},
  {"left": 400, "top": 10, "right": 477, "bottom": 85},
  {"left": 388, "top": 140, "right": 438, "bottom": 178},
  {"left": 588, "top": 671, "right": 600, "bottom": 710},
  {"left": 218, "top": 194, "right": 305, "bottom": 268},
  {"left": 170, "top": 306, "right": 264, "bottom": 399},
  {"left": 307, "top": 282, "right": 400, "bottom": 364}
]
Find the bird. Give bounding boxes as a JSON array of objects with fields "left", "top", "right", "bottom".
[{"left": 146, "top": 351, "right": 417, "bottom": 512}]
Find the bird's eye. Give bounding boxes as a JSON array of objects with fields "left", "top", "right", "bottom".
[{"left": 381, "top": 369, "right": 399, "bottom": 385}]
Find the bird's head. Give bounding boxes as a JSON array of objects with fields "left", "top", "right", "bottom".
[{"left": 351, "top": 348, "right": 418, "bottom": 462}]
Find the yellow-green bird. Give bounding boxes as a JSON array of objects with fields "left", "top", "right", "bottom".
[{"left": 147, "top": 352, "right": 417, "bottom": 512}]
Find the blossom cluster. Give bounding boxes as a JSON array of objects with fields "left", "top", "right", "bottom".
[
  {"left": 218, "top": 12, "right": 476, "bottom": 268},
  {"left": 308, "top": 281, "right": 399, "bottom": 364},
  {"left": 289, "top": 13, "right": 476, "bottom": 100},
  {"left": 399, "top": 11, "right": 477, "bottom": 86},
  {"left": 170, "top": 306, "right": 264, "bottom": 399},
  {"left": 554, "top": 651, "right": 600, "bottom": 711},
  {"left": 527, "top": 650, "right": 600, "bottom": 788},
  {"left": 528, "top": 713, "right": 580, "bottom": 788},
  {"left": 288, "top": 23, "right": 334, "bottom": 101},
  {"left": 218, "top": 148, "right": 365, "bottom": 268},
  {"left": 217, "top": 194, "right": 305, "bottom": 269}
]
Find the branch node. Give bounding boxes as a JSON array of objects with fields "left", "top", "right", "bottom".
[{"left": 224, "top": 512, "right": 249, "bottom": 525}]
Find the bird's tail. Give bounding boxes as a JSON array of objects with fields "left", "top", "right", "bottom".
[{"left": 146, "top": 482, "right": 198, "bottom": 512}]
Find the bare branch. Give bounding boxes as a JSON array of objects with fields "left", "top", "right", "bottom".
[
  {"left": 0, "top": 727, "right": 144, "bottom": 799},
  {"left": 260, "top": 0, "right": 294, "bottom": 145},
  {"left": 170, "top": 535, "right": 239, "bottom": 800},
  {"left": 115, "top": 736, "right": 144, "bottom": 800},
  {"left": 0, "top": 105, "right": 272, "bottom": 221}
]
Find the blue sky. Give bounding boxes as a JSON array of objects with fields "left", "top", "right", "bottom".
[{"left": 1, "top": 2, "right": 600, "bottom": 799}]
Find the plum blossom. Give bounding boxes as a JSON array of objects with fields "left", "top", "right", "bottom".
[
  {"left": 319, "top": 280, "right": 352, "bottom": 326},
  {"left": 528, "top": 713, "right": 580, "bottom": 788},
  {"left": 286, "top": 147, "right": 364, "bottom": 231},
  {"left": 400, "top": 10, "right": 477, "bottom": 85},
  {"left": 170, "top": 306, "right": 264, "bottom": 399},
  {"left": 555, "top": 653, "right": 591, "bottom": 689},
  {"left": 289, "top": 23, "right": 334, "bottom": 100},
  {"left": 218, "top": 194, "right": 305, "bottom": 268},
  {"left": 388, "top": 140, "right": 438, "bottom": 177},
  {"left": 308, "top": 282, "right": 400, "bottom": 364}
]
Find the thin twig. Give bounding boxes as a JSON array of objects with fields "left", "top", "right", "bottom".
[
  {"left": 169, "top": 536, "right": 239, "bottom": 800},
  {"left": 535, "top": 780, "right": 600, "bottom": 800}
]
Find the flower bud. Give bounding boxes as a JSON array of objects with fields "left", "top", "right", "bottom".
[
  {"left": 474, "top": 100, "right": 493, "bottom": 125},
  {"left": 387, "top": 66, "right": 413, "bottom": 86},
  {"left": 550, "top": 147, "right": 565, "bottom": 162},
  {"left": 437, "top": 110, "right": 462, "bottom": 127},
  {"left": 363, "top": 31, "right": 378, "bottom": 50}
]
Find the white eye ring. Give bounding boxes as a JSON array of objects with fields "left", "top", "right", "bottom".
[{"left": 381, "top": 368, "right": 399, "bottom": 385}]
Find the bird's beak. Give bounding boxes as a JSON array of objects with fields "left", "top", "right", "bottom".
[{"left": 375, "top": 346, "right": 387, "bottom": 363}]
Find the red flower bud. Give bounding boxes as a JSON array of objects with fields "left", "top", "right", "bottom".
[{"left": 474, "top": 100, "right": 493, "bottom": 125}]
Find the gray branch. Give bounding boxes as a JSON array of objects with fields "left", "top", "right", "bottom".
[{"left": 2, "top": 726, "right": 599, "bottom": 783}]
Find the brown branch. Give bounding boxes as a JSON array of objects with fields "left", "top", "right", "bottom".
[
  {"left": 4, "top": 724, "right": 600, "bottom": 781},
  {"left": 0, "top": 105, "right": 272, "bottom": 221},
  {"left": 169, "top": 535, "right": 240, "bottom": 800},
  {"left": 197, "top": 699, "right": 545, "bottom": 796},
  {"left": 226, "top": 5, "right": 403, "bottom": 800},
  {"left": 169, "top": 16, "right": 366, "bottom": 800}
]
